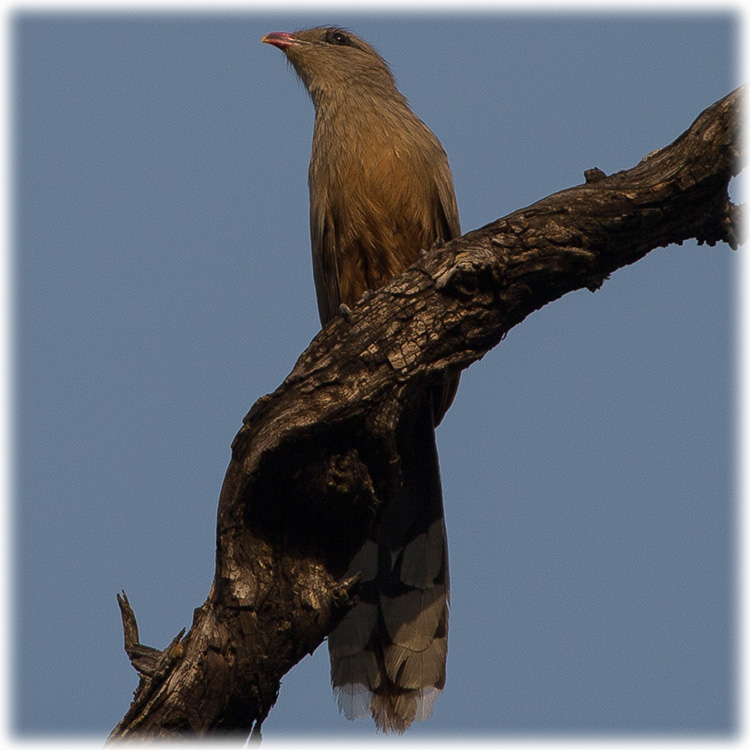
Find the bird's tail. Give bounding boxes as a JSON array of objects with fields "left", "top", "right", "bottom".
[{"left": 328, "top": 399, "right": 449, "bottom": 732}]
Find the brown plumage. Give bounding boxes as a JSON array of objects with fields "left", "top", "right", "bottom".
[{"left": 263, "top": 26, "right": 460, "bottom": 732}]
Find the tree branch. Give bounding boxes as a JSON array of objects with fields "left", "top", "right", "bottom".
[{"left": 109, "top": 86, "right": 743, "bottom": 739}]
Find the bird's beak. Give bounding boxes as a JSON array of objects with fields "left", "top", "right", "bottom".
[{"left": 261, "top": 32, "right": 301, "bottom": 50}]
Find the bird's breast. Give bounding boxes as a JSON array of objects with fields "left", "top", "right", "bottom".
[{"left": 308, "top": 103, "right": 451, "bottom": 313}]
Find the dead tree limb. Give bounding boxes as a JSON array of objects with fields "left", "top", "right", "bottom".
[{"left": 109, "top": 86, "right": 743, "bottom": 739}]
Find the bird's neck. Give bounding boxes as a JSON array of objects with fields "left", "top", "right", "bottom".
[
  {"left": 310, "top": 77, "right": 410, "bottom": 117},
  {"left": 312, "top": 86, "right": 413, "bottom": 139}
]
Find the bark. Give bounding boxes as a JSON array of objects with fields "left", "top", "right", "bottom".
[{"left": 109, "top": 86, "right": 743, "bottom": 739}]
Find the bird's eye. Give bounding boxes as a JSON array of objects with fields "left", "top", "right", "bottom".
[{"left": 328, "top": 30, "right": 351, "bottom": 47}]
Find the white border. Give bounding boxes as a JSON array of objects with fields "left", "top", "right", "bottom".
[{"left": 1, "top": 3, "right": 746, "bottom": 749}]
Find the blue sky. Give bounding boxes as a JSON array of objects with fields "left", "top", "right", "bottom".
[{"left": 10, "top": 7, "right": 741, "bottom": 745}]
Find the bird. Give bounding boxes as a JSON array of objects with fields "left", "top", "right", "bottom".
[{"left": 262, "top": 26, "right": 461, "bottom": 732}]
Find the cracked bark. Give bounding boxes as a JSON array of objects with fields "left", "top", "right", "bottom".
[{"left": 109, "top": 86, "right": 743, "bottom": 739}]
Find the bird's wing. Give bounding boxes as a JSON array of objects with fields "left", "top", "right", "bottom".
[
  {"left": 433, "top": 158, "right": 461, "bottom": 242},
  {"left": 310, "top": 195, "right": 342, "bottom": 327}
]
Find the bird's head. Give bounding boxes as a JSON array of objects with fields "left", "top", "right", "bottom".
[{"left": 262, "top": 27, "right": 401, "bottom": 107}]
